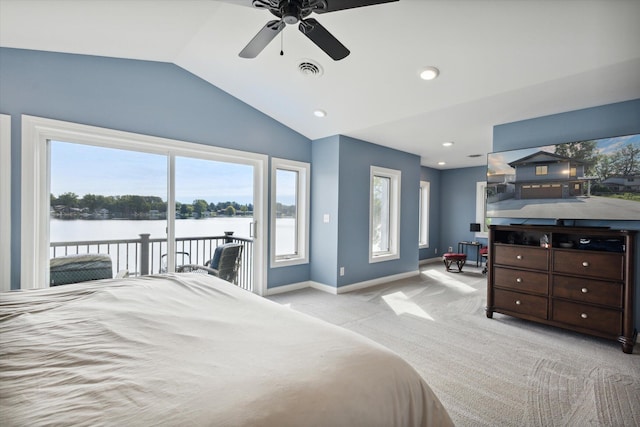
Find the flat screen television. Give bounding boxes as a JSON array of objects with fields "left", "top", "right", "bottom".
[{"left": 486, "top": 133, "right": 640, "bottom": 221}]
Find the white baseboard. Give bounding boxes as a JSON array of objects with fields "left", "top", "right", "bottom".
[
  {"left": 419, "top": 257, "right": 441, "bottom": 266},
  {"left": 266, "top": 270, "right": 421, "bottom": 296},
  {"left": 334, "top": 270, "right": 420, "bottom": 294},
  {"left": 264, "top": 281, "right": 311, "bottom": 296}
]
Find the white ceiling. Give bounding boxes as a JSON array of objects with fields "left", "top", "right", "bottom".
[{"left": 1, "top": 0, "right": 639, "bottom": 169}]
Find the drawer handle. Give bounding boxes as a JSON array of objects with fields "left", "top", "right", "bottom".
[
  {"left": 516, "top": 277, "right": 522, "bottom": 283},
  {"left": 581, "top": 287, "right": 588, "bottom": 293},
  {"left": 516, "top": 255, "right": 523, "bottom": 260},
  {"left": 582, "top": 261, "right": 589, "bottom": 267},
  {"left": 515, "top": 300, "right": 521, "bottom": 305},
  {"left": 581, "top": 313, "right": 588, "bottom": 319}
]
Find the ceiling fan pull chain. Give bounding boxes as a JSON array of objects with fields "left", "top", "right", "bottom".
[{"left": 280, "top": 30, "right": 284, "bottom": 56}]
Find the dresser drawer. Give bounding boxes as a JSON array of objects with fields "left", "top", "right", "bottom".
[
  {"left": 494, "top": 267, "right": 548, "bottom": 295},
  {"left": 494, "top": 245, "right": 548, "bottom": 270},
  {"left": 494, "top": 289, "right": 547, "bottom": 319},
  {"left": 552, "top": 276, "right": 623, "bottom": 308},
  {"left": 551, "top": 300, "right": 621, "bottom": 336},
  {"left": 552, "top": 250, "right": 624, "bottom": 281}
]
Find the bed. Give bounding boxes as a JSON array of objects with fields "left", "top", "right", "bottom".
[{"left": 0, "top": 274, "right": 453, "bottom": 426}]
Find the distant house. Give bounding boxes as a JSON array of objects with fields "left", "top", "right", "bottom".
[
  {"left": 508, "top": 151, "right": 587, "bottom": 199},
  {"left": 601, "top": 175, "right": 640, "bottom": 192},
  {"left": 486, "top": 172, "right": 515, "bottom": 201},
  {"left": 94, "top": 208, "right": 109, "bottom": 219}
]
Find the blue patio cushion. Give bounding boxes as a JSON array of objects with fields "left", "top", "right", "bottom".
[
  {"left": 209, "top": 243, "right": 235, "bottom": 269},
  {"left": 50, "top": 253, "right": 112, "bottom": 286}
]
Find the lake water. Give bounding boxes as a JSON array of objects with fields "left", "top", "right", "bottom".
[
  {"left": 51, "top": 217, "right": 254, "bottom": 242},
  {"left": 51, "top": 216, "right": 295, "bottom": 254}
]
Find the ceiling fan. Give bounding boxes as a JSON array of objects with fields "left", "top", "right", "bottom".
[{"left": 237, "top": 0, "right": 399, "bottom": 61}]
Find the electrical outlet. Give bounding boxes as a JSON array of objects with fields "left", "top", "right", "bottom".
[
  {"left": 339, "top": 267, "right": 345, "bottom": 276},
  {"left": 448, "top": 246, "right": 453, "bottom": 252}
]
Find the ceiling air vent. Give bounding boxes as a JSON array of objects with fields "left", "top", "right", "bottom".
[
  {"left": 298, "top": 59, "right": 323, "bottom": 77},
  {"left": 468, "top": 154, "right": 483, "bottom": 158}
]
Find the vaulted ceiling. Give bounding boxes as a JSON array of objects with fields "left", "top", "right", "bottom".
[{"left": 1, "top": 0, "right": 639, "bottom": 168}]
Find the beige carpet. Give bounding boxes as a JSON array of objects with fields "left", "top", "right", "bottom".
[{"left": 268, "top": 264, "right": 640, "bottom": 427}]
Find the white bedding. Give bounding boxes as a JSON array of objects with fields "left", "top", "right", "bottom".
[{"left": 0, "top": 274, "right": 453, "bottom": 426}]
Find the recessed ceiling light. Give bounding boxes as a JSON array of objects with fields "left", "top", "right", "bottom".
[
  {"left": 442, "top": 141, "right": 454, "bottom": 147},
  {"left": 437, "top": 161, "right": 446, "bottom": 166},
  {"left": 419, "top": 66, "right": 440, "bottom": 81},
  {"left": 313, "top": 109, "right": 326, "bottom": 118}
]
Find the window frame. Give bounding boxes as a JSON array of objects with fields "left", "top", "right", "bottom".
[
  {"left": 21, "top": 115, "right": 268, "bottom": 293},
  {"left": 369, "top": 165, "right": 401, "bottom": 263},
  {"left": 270, "top": 157, "right": 310, "bottom": 268},
  {"left": 476, "top": 181, "right": 489, "bottom": 239},
  {"left": 535, "top": 165, "right": 548, "bottom": 175},
  {"left": 419, "top": 180, "right": 430, "bottom": 248},
  {"left": 0, "top": 114, "right": 11, "bottom": 291}
]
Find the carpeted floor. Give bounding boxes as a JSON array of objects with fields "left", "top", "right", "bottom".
[{"left": 268, "top": 263, "right": 640, "bottom": 427}]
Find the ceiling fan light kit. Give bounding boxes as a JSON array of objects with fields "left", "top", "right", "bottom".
[{"left": 239, "top": 0, "right": 399, "bottom": 61}]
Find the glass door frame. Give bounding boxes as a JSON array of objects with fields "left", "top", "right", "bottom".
[{"left": 21, "top": 115, "right": 268, "bottom": 294}]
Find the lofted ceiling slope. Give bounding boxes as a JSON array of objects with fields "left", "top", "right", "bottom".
[{"left": 1, "top": 0, "right": 639, "bottom": 168}]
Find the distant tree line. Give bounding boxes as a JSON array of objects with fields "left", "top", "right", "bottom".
[
  {"left": 554, "top": 141, "right": 640, "bottom": 180},
  {"left": 50, "top": 193, "right": 258, "bottom": 219}
]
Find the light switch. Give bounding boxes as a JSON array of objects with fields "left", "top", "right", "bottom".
[{"left": 323, "top": 214, "right": 330, "bottom": 223}]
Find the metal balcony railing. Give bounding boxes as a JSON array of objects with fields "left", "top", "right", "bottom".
[{"left": 50, "top": 234, "right": 254, "bottom": 291}]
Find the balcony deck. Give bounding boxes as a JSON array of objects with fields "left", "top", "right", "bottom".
[{"left": 50, "top": 234, "right": 254, "bottom": 291}]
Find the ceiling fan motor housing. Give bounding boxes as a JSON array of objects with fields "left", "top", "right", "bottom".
[{"left": 242, "top": 0, "right": 398, "bottom": 61}]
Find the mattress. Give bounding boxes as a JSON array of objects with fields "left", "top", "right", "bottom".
[{"left": 0, "top": 274, "right": 452, "bottom": 426}]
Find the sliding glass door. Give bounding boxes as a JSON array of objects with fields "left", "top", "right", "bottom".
[{"left": 23, "top": 116, "right": 267, "bottom": 294}]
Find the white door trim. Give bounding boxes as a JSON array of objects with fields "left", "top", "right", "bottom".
[{"left": 0, "top": 114, "right": 11, "bottom": 291}]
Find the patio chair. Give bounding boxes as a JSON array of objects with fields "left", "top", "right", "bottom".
[
  {"left": 176, "top": 243, "right": 243, "bottom": 285},
  {"left": 50, "top": 253, "right": 120, "bottom": 286}
]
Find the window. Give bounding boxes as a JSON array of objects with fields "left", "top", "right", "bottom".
[
  {"left": 476, "top": 181, "right": 489, "bottom": 238},
  {"left": 570, "top": 167, "right": 577, "bottom": 177},
  {"left": 535, "top": 165, "right": 548, "bottom": 175},
  {"left": 419, "top": 181, "right": 430, "bottom": 248},
  {"left": 21, "top": 115, "right": 268, "bottom": 293},
  {"left": 370, "top": 166, "right": 400, "bottom": 263},
  {"left": 270, "top": 158, "right": 309, "bottom": 267}
]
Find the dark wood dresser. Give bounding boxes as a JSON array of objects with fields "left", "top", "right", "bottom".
[{"left": 486, "top": 224, "right": 637, "bottom": 353}]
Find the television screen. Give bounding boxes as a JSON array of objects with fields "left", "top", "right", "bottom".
[{"left": 486, "top": 133, "right": 640, "bottom": 221}]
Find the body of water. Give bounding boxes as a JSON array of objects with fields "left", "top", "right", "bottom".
[
  {"left": 51, "top": 217, "right": 255, "bottom": 242},
  {"left": 51, "top": 216, "right": 296, "bottom": 256}
]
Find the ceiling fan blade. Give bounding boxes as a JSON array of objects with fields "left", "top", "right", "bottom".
[
  {"left": 299, "top": 18, "right": 349, "bottom": 61},
  {"left": 239, "top": 20, "right": 286, "bottom": 58},
  {"left": 314, "top": 0, "right": 399, "bottom": 13}
]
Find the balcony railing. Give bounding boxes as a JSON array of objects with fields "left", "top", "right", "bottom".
[{"left": 50, "top": 234, "right": 254, "bottom": 291}]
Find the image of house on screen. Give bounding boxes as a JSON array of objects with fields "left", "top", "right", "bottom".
[
  {"left": 508, "top": 151, "right": 589, "bottom": 200},
  {"left": 601, "top": 175, "right": 640, "bottom": 193}
]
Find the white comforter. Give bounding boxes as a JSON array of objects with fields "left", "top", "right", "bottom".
[{"left": 0, "top": 274, "right": 453, "bottom": 426}]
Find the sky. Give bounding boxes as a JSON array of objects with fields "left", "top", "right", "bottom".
[{"left": 50, "top": 141, "right": 294, "bottom": 205}]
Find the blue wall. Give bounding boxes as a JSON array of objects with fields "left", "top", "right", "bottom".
[
  {"left": 307, "top": 134, "right": 423, "bottom": 289},
  {"left": 0, "top": 47, "right": 312, "bottom": 289},
  {"left": 336, "top": 135, "right": 420, "bottom": 287},
  {"left": 0, "top": 47, "right": 426, "bottom": 291},
  {"left": 493, "top": 99, "right": 640, "bottom": 330},
  {"left": 440, "top": 166, "right": 489, "bottom": 264},
  {"left": 310, "top": 136, "right": 341, "bottom": 287}
]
